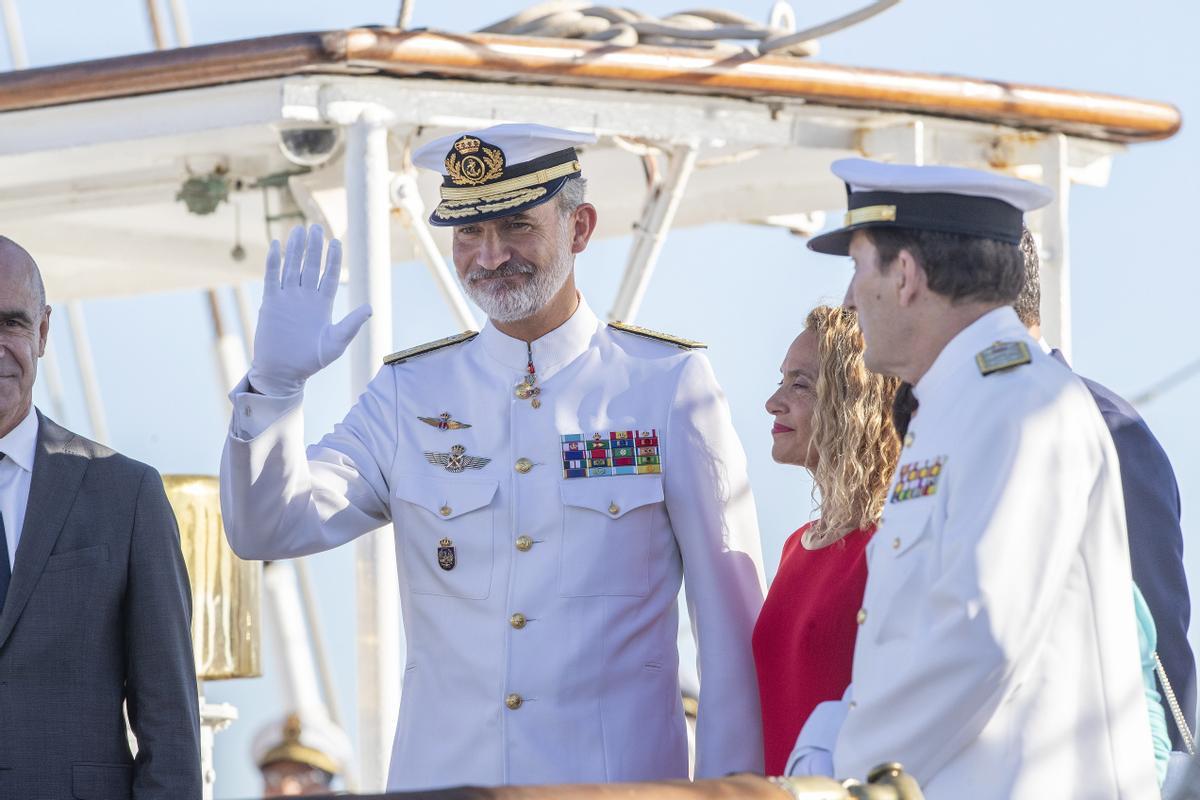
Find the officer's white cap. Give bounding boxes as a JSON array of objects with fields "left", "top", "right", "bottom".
[
  {"left": 251, "top": 708, "right": 352, "bottom": 776},
  {"left": 413, "top": 123, "right": 597, "bottom": 226},
  {"left": 808, "top": 158, "right": 1054, "bottom": 255}
]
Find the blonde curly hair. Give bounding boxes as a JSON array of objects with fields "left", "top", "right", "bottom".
[{"left": 802, "top": 306, "right": 901, "bottom": 550}]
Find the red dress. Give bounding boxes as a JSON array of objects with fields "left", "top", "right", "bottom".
[{"left": 752, "top": 521, "right": 873, "bottom": 775}]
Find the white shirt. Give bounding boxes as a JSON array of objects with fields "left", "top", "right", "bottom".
[
  {"left": 221, "top": 297, "right": 766, "bottom": 790},
  {"left": 0, "top": 405, "right": 38, "bottom": 569}
]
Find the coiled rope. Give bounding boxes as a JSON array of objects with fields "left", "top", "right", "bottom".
[{"left": 476, "top": 0, "right": 900, "bottom": 58}]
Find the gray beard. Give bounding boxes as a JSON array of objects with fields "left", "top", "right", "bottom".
[{"left": 462, "top": 250, "right": 573, "bottom": 323}]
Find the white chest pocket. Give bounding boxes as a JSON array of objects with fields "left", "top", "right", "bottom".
[
  {"left": 393, "top": 473, "right": 498, "bottom": 599},
  {"left": 559, "top": 476, "right": 664, "bottom": 597},
  {"left": 867, "top": 498, "right": 938, "bottom": 645}
]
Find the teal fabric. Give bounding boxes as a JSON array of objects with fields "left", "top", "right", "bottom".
[{"left": 1133, "top": 583, "right": 1171, "bottom": 785}]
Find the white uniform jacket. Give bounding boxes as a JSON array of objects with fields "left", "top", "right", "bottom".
[
  {"left": 827, "top": 308, "right": 1157, "bottom": 798},
  {"left": 220, "top": 298, "right": 766, "bottom": 790}
]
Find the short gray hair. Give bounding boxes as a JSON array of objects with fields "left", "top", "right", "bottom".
[{"left": 556, "top": 177, "right": 588, "bottom": 216}]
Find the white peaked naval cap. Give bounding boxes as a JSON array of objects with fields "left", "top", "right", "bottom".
[
  {"left": 413, "top": 123, "right": 597, "bottom": 226},
  {"left": 808, "top": 158, "right": 1054, "bottom": 256}
]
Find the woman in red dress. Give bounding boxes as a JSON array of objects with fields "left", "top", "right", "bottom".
[{"left": 754, "top": 305, "right": 900, "bottom": 776}]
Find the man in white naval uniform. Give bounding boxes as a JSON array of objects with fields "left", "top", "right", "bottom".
[
  {"left": 785, "top": 160, "right": 1158, "bottom": 799},
  {"left": 220, "top": 124, "right": 766, "bottom": 791}
]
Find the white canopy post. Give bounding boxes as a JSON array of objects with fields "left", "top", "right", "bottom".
[
  {"left": 1, "top": 0, "right": 28, "bottom": 69},
  {"left": 206, "top": 289, "right": 248, "bottom": 397},
  {"left": 391, "top": 170, "right": 478, "bottom": 331},
  {"left": 39, "top": 338, "right": 68, "bottom": 423},
  {"left": 65, "top": 301, "right": 110, "bottom": 444},
  {"left": 609, "top": 142, "right": 699, "bottom": 323},
  {"left": 344, "top": 106, "right": 401, "bottom": 793},
  {"left": 1035, "top": 133, "right": 1072, "bottom": 359}
]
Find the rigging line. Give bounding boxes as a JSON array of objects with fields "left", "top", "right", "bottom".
[{"left": 1129, "top": 355, "right": 1200, "bottom": 407}]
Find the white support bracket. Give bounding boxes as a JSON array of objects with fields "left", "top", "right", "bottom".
[
  {"left": 390, "top": 171, "right": 479, "bottom": 332},
  {"left": 609, "top": 143, "right": 699, "bottom": 323}
]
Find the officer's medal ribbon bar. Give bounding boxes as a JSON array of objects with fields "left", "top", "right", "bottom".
[{"left": 561, "top": 430, "right": 662, "bottom": 479}]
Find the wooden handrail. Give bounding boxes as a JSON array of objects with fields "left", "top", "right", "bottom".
[{"left": 0, "top": 28, "right": 1179, "bottom": 143}]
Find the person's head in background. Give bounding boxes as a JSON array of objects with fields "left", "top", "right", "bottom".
[
  {"left": 765, "top": 305, "right": 901, "bottom": 549},
  {"left": 254, "top": 711, "right": 350, "bottom": 797}
]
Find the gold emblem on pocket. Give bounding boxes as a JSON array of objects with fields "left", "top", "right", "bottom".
[{"left": 438, "top": 538, "right": 456, "bottom": 571}]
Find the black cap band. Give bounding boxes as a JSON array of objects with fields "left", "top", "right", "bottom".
[{"left": 808, "top": 188, "right": 1024, "bottom": 255}]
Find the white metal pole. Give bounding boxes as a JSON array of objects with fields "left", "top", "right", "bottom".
[
  {"left": 206, "top": 290, "right": 247, "bottom": 395},
  {"left": 65, "top": 301, "right": 111, "bottom": 445},
  {"left": 0, "top": 0, "right": 28, "bottom": 69},
  {"left": 39, "top": 338, "right": 68, "bottom": 423},
  {"left": 233, "top": 285, "right": 256, "bottom": 358},
  {"left": 345, "top": 107, "right": 401, "bottom": 793},
  {"left": 609, "top": 143, "right": 698, "bottom": 323},
  {"left": 391, "top": 172, "right": 478, "bottom": 331},
  {"left": 1036, "top": 133, "right": 1072, "bottom": 359},
  {"left": 166, "top": 0, "right": 192, "bottom": 47},
  {"left": 263, "top": 561, "right": 328, "bottom": 713}
]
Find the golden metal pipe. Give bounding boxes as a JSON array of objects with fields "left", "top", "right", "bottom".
[{"left": 163, "top": 474, "right": 262, "bottom": 681}]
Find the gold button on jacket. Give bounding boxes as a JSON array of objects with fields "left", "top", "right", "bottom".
[
  {"left": 514, "top": 535, "right": 533, "bottom": 552},
  {"left": 857, "top": 608, "right": 868, "bottom": 625},
  {"left": 510, "top": 613, "right": 527, "bottom": 629},
  {"left": 514, "top": 458, "right": 533, "bottom": 474},
  {"left": 505, "top": 693, "right": 523, "bottom": 710}
]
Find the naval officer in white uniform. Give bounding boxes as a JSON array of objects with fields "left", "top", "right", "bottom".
[
  {"left": 785, "top": 160, "right": 1158, "bottom": 798},
  {"left": 220, "top": 124, "right": 766, "bottom": 791}
]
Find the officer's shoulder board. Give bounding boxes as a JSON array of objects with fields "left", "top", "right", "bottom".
[
  {"left": 976, "top": 340, "right": 1031, "bottom": 376},
  {"left": 608, "top": 321, "right": 706, "bottom": 350},
  {"left": 384, "top": 331, "right": 479, "bottom": 365}
]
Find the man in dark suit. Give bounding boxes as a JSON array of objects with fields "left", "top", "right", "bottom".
[
  {"left": 0, "top": 237, "right": 201, "bottom": 798},
  {"left": 1015, "top": 228, "right": 1195, "bottom": 751}
]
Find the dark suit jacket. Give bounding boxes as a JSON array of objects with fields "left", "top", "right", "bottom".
[
  {"left": 0, "top": 412, "right": 201, "bottom": 799},
  {"left": 1052, "top": 350, "right": 1197, "bottom": 750}
]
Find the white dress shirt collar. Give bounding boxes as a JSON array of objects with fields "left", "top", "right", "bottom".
[
  {"left": 914, "top": 306, "right": 1029, "bottom": 404},
  {"left": 477, "top": 294, "right": 601, "bottom": 379},
  {"left": 0, "top": 405, "right": 39, "bottom": 473}
]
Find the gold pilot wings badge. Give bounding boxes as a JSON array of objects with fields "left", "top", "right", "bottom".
[
  {"left": 425, "top": 444, "right": 491, "bottom": 473},
  {"left": 976, "top": 340, "right": 1031, "bottom": 376},
  {"left": 418, "top": 412, "right": 472, "bottom": 431}
]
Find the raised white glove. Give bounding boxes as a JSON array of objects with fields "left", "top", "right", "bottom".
[{"left": 248, "top": 224, "right": 371, "bottom": 397}]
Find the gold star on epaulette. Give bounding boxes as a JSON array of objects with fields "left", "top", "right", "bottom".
[
  {"left": 608, "top": 321, "right": 706, "bottom": 350},
  {"left": 976, "top": 340, "right": 1031, "bottom": 376},
  {"left": 384, "top": 331, "right": 479, "bottom": 365}
]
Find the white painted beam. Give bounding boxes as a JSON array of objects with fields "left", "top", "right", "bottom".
[{"left": 345, "top": 107, "right": 401, "bottom": 794}]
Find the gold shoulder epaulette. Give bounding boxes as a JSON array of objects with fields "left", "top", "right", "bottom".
[
  {"left": 608, "top": 321, "right": 706, "bottom": 350},
  {"left": 976, "top": 340, "right": 1031, "bottom": 376},
  {"left": 384, "top": 331, "right": 479, "bottom": 365}
]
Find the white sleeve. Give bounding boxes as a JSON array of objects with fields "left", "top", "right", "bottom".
[
  {"left": 834, "top": 398, "right": 1107, "bottom": 780},
  {"left": 785, "top": 695, "right": 851, "bottom": 777},
  {"left": 663, "top": 352, "right": 767, "bottom": 777},
  {"left": 219, "top": 369, "right": 397, "bottom": 560}
]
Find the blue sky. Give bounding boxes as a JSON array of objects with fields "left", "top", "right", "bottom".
[{"left": 8, "top": 1, "right": 1198, "bottom": 796}]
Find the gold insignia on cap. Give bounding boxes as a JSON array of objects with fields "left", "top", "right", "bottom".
[
  {"left": 445, "top": 135, "right": 506, "bottom": 187},
  {"left": 845, "top": 204, "right": 897, "bottom": 226},
  {"left": 608, "top": 321, "right": 706, "bottom": 350},
  {"left": 976, "top": 340, "right": 1031, "bottom": 376},
  {"left": 258, "top": 713, "right": 342, "bottom": 775},
  {"left": 384, "top": 331, "right": 479, "bottom": 365}
]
